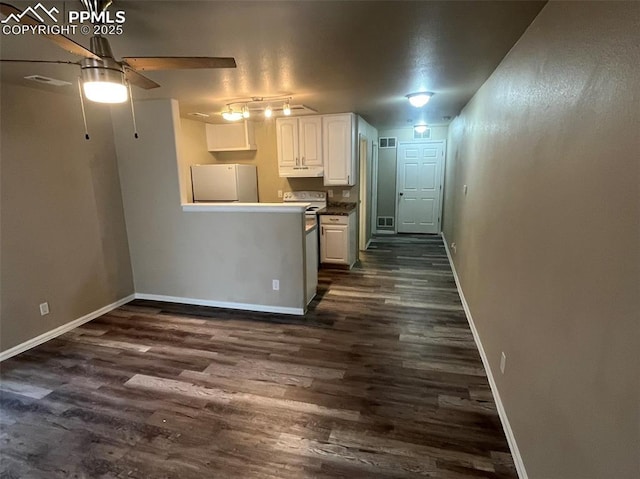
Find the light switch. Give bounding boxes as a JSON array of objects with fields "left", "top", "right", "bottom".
[{"left": 342, "top": 190, "right": 350, "bottom": 198}]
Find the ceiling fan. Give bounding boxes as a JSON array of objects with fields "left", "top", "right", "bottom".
[{"left": 0, "top": 0, "right": 236, "bottom": 104}]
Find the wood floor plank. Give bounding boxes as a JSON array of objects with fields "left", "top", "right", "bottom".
[{"left": 0, "top": 234, "right": 516, "bottom": 478}]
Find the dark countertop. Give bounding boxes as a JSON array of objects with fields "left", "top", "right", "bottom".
[{"left": 317, "top": 202, "right": 357, "bottom": 216}]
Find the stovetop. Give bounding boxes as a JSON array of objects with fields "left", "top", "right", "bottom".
[{"left": 282, "top": 191, "right": 327, "bottom": 215}]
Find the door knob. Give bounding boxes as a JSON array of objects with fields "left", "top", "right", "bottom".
[{"left": 399, "top": 193, "right": 404, "bottom": 196}]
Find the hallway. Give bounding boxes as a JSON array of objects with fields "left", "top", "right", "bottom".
[{"left": 0, "top": 235, "right": 515, "bottom": 478}]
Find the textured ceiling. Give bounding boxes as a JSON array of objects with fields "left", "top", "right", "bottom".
[{"left": 0, "top": 0, "right": 546, "bottom": 128}]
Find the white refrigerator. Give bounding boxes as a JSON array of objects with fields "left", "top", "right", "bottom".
[{"left": 191, "top": 164, "right": 258, "bottom": 202}]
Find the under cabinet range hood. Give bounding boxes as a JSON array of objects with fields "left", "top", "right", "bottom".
[{"left": 279, "top": 165, "right": 324, "bottom": 178}]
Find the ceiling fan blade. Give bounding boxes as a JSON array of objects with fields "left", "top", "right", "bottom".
[
  {"left": 0, "top": 3, "right": 100, "bottom": 60},
  {"left": 121, "top": 57, "right": 237, "bottom": 71},
  {"left": 123, "top": 67, "right": 161, "bottom": 90},
  {"left": 0, "top": 59, "right": 78, "bottom": 65}
]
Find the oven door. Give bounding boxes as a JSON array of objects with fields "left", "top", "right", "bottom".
[{"left": 305, "top": 214, "right": 317, "bottom": 231}]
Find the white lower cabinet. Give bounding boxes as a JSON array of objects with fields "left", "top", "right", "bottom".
[{"left": 320, "top": 211, "right": 356, "bottom": 267}]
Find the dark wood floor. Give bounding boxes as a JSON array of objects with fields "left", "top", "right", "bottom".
[{"left": 0, "top": 235, "right": 516, "bottom": 478}]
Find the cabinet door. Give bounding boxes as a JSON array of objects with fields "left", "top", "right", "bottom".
[
  {"left": 321, "top": 224, "right": 348, "bottom": 263},
  {"left": 323, "top": 114, "right": 354, "bottom": 186},
  {"left": 276, "top": 118, "right": 299, "bottom": 168},
  {"left": 299, "top": 116, "right": 323, "bottom": 167}
]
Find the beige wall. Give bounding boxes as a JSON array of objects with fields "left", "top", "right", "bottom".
[
  {"left": 376, "top": 126, "right": 449, "bottom": 228},
  {"left": 0, "top": 83, "right": 133, "bottom": 352},
  {"left": 113, "top": 100, "right": 305, "bottom": 311},
  {"left": 442, "top": 2, "right": 639, "bottom": 478}
]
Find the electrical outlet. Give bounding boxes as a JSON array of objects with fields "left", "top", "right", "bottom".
[
  {"left": 272, "top": 279, "right": 280, "bottom": 291},
  {"left": 451, "top": 242, "right": 457, "bottom": 254},
  {"left": 328, "top": 189, "right": 334, "bottom": 198},
  {"left": 500, "top": 352, "right": 506, "bottom": 374},
  {"left": 277, "top": 190, "right": 283, "bottom": 198},
  {"left": 463, "top": 185, "right": 468, "bottom": 195},
  {"left": 342, "top": 190, "right": 350, "bottom": 198},
  {"left": 39, "top": 302, "right": 50, "bottom": 316}
]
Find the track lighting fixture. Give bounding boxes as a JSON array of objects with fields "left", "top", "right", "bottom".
[
  {"left": 220, "top": 95, "right": 304, "bottom": 121},
  {"left": 222, "top": 107, "right": 243, "bottom": 121}
]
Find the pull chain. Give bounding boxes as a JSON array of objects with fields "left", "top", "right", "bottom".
[
  {"left": 127, "top": 81, "right": 139, "bottom": 139},
  {"left": 77, "top": 77, "right": 90, "bottom": 140}
]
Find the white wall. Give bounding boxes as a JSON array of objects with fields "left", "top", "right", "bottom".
[
  {"left": 1, "top": 83, "right": 133, "bottom": 353},
  {"left": 443, "top": 2, "right": 639, "bottom": 477},
  {"left": 113, "top": 99, "right": 306, "bottom": 312}
]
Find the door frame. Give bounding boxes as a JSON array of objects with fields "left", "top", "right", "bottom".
[
  {"left": 358, "top": 135, "right": 368, "bottom": 251},
  {"left": 394, "top": 139, "right": 447, "bottom": 234},
  {"left": 370, "top": 141, "right": 379, "bottom": 240}
]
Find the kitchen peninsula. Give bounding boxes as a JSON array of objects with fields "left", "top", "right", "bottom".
[{"left": 112, "top": 99, "right": 317, "bottom": 315}]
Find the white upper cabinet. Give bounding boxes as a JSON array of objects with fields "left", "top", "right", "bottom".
[
  {"left": 322, "top": 113, "right": 356, "bottom": 186},
  {"left": 276, "top": 118, "right": 299, "bottom": 168},
  {"left": 206, "top": 121, "right": 257, "bottom": 151},
  {"left": 298, "top": 117, "right": 323, "bottom": 167},
  {"left": 277, "top": 116, "right": 323, "bottom": 177}
]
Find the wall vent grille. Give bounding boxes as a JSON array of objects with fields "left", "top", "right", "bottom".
[
  {"left": 377, "top": 216, "right": 394, "bottom": 228},
  {"left": 379, "top": 137, "right": 397, "bottom": 148}
]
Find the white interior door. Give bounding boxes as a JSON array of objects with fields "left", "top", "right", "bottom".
[{"left": 396, "top": 141, "right": 445, "bottom": 234}]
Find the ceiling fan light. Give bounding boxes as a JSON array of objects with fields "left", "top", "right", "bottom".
[
  {"left": 407, "top": 92, "right": 433, "bottom": 108},
  {"left": 283, "top": 101, "right": 291, "bottom": 116},
  {"left": 80, "top": 65, "right": 128, "bottom": 103},
  {"left": 414, "top": 123, "right": 428, "bottom": 134},
  {"left": 264, "top": 105, "right": 273, "bottom": 118},
  {"left": 82, "top": 81, "right": 128, "bottom": 103}
]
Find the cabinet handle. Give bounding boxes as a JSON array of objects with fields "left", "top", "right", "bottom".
[
  {"left": 329, "top": 218, "right": 339, "bottom": 222},
  {"left": 321, "top": 226, "right": 324, "bottom": 236}
]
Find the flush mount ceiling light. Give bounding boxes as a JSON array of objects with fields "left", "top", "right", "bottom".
[
  {"left": 406, "top": 92, "right": 433, "bottom": 108},
  {"left": 414, "top": 123, "right": 428, "bottom": 134}
]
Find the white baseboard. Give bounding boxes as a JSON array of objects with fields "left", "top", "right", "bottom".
[
  {"left": 134, "top": 293, "right": 304, "bottom": 316},
  {"left": 0, "top": 294, "right": 135, "bottom": 362},
  {"left": 442, "top": 234, "right": 528, "bottom": 479}
]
